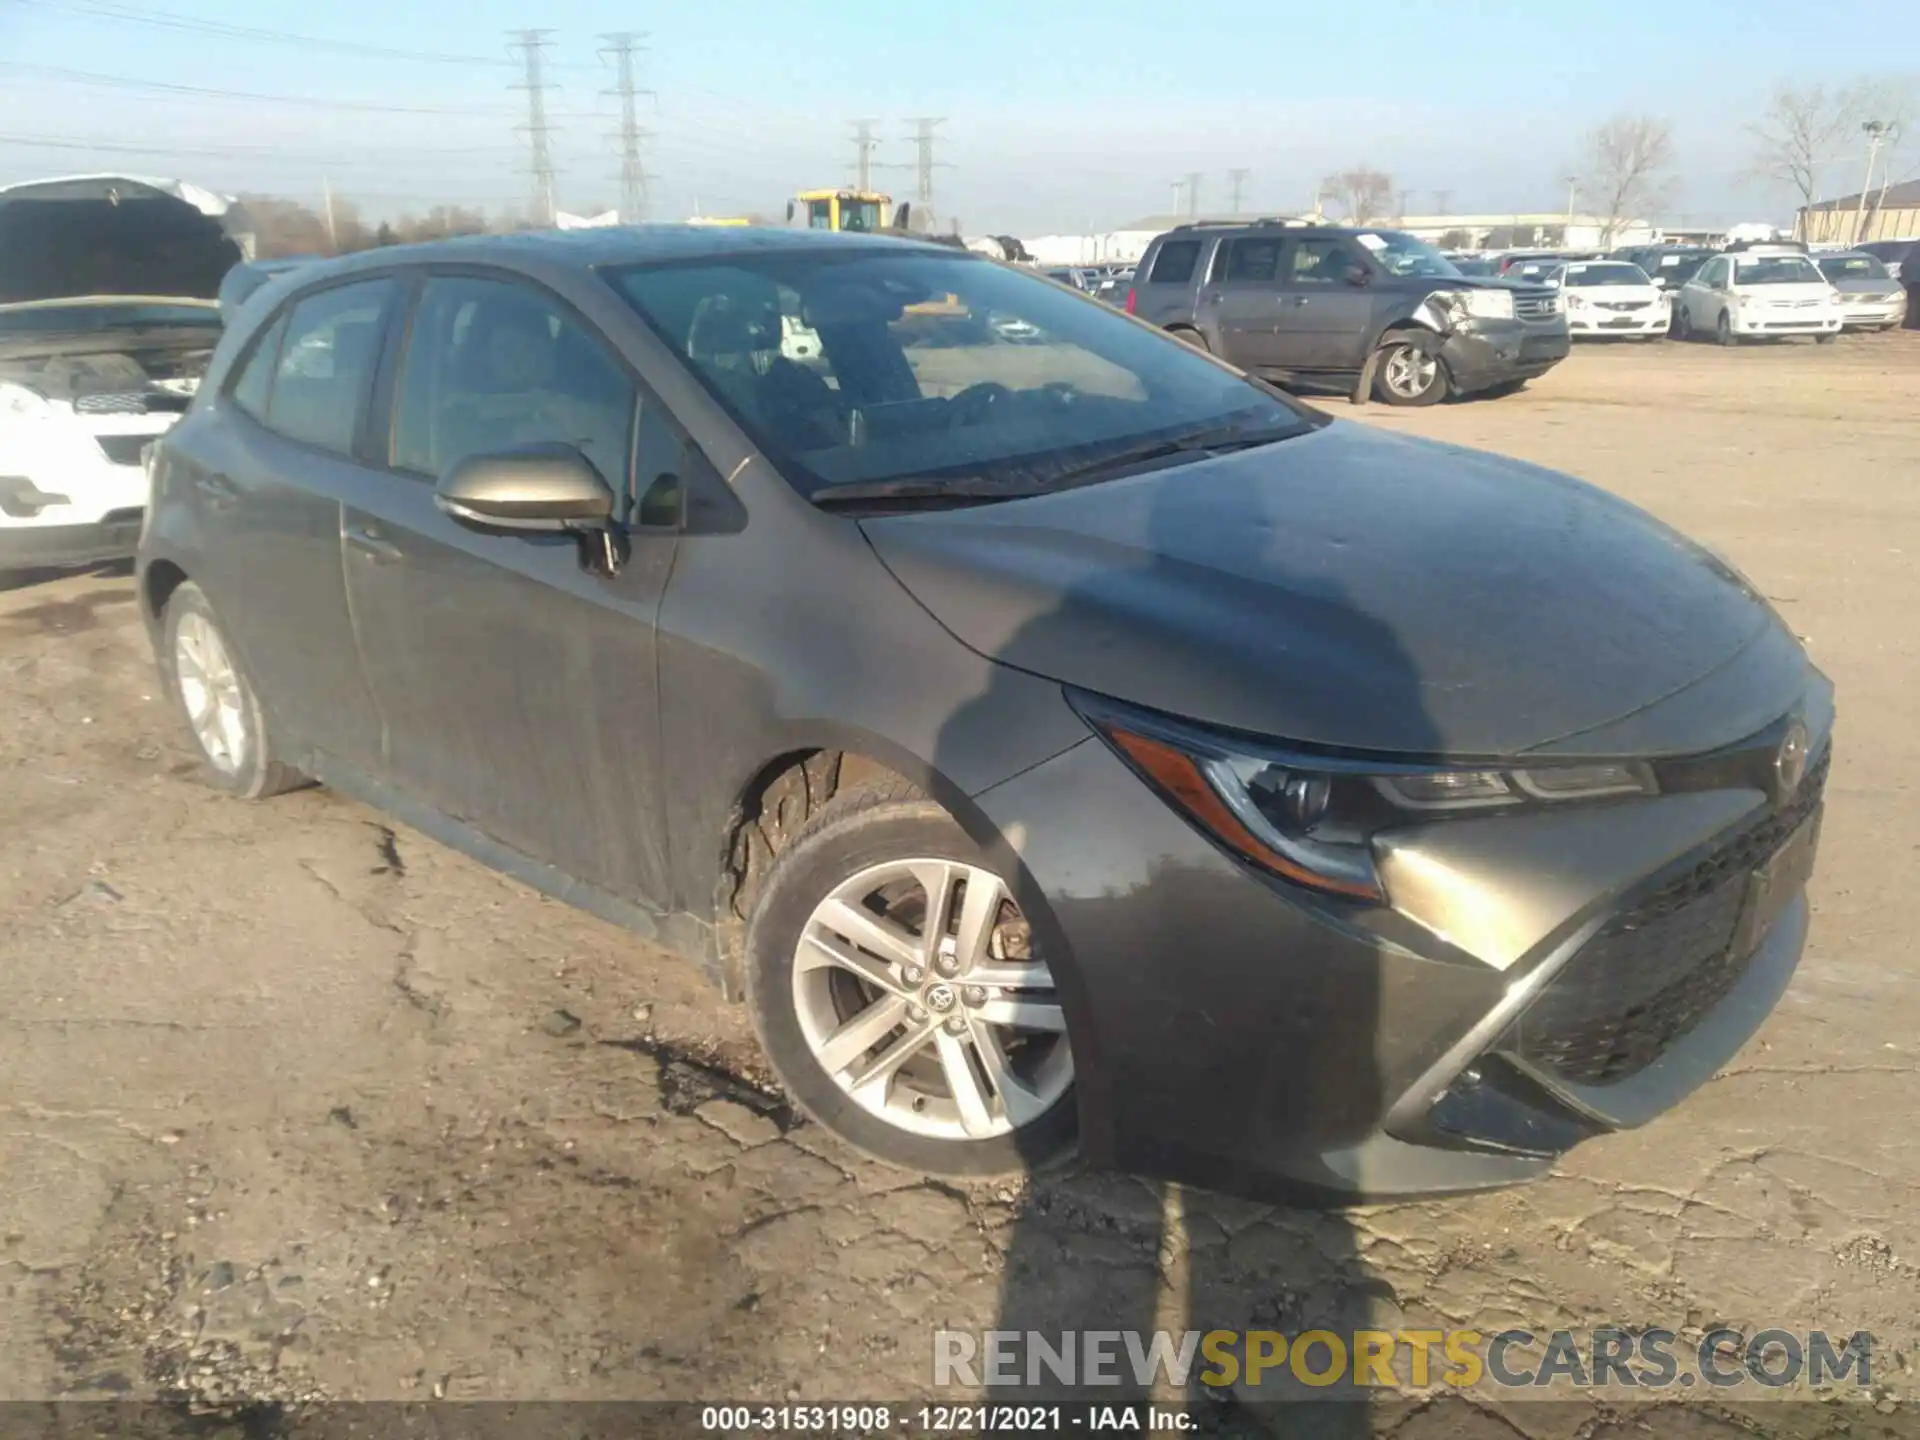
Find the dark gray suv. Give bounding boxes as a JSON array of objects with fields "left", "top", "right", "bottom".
[
  {"left": 137, "top": 226, "right": 1828, "bottom": 1202},
  {"left": 1129, "top": 220, "right": 1571, "bottom": 404}
]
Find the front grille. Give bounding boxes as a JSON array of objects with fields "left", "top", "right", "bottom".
[
  {"left": 1507, "top": 746, "right": 1829, "bottom": 1086},
  {"left": 74, "top": 392, "right": 150, "bottom": 415},
  {"left": 1597, "top": 300, "right": 1651, "bottom": 312},
  {"left": 1514, "top": 291, "right": 1559, "bottom": 320},
  {"left": 94, "top": 433, "right": 158, "bottom": 467}
]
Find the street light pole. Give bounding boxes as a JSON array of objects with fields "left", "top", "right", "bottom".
[{"left": 1854, "top": 121, "right": 1890, "bottom": 245}]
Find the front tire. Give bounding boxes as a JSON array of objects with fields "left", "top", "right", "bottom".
[
  {"left": 1371, "top": 333, "right": 1450, "bottom": 406},
  {"left": 1167, "top": 325, "right": 1210, "bottom": 352},
  {"left": 1816, "top": 332, "right": 1838, "bottom": 345},
  {"left": 1716, "top": 310, "right": 1737, "bottom": 347},
  {"left": 743, "top": 781, "right": 1078, "bottom": 1177},
  {"left": 159, "top": 582, "right": 306, "bottom": 799}
]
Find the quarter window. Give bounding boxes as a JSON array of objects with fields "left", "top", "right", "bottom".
[
  {"left": 263, "top": 280, "right": 395, "bottom": 455},
  {"left": 390, "top": 276, "right": 636, "bottom": 491},
  {"left": 1147, "top": 240, "right": 1202, "bottom": 284},
  {"left": 229, "top": 313, "right": 287, "bottom": 423}
]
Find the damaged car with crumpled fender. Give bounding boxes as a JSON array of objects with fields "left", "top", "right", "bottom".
[{"left": 0, "top": 174, "right": 241, "bottom": 573}]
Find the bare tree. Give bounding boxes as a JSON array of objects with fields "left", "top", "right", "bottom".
[
  {"left": 1745, "top": 84, "right": 1852, "bottom": 211},
  {"left": 1319, "top": 167, "right": 1395, "bottom": 224},
  {"left": 1576, "top": 114, "right": 1676, "bottom": 246}
]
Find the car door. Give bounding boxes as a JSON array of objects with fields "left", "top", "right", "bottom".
[
  {"left": 1681, "top": 257, "right": 1726, "bottom": 323},
  {"left": 336, "top": 269, "right": 681, "bottom": 909},
  {"left": 165, "top": 277, "right": 399, "bottom": 771},
  {"left": 1268, "top": 236, "right": 1377, "bottom": 370},
  {"left": 1194, "top": 237, "right": 1286, "bottom": 367}
]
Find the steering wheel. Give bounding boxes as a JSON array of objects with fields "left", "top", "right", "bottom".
[{"left": 949, "top": 381, "right": 1013, "bottom": 426}]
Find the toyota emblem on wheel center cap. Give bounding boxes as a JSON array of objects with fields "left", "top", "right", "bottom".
[
  {"left": 1774, "top": 718, "right": 1810, "bottom": 802},
  {"left": 924, "top": 983, "right": 957, "bottom": 1012}
]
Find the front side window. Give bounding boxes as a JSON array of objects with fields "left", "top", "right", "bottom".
[
  {"left": 807, "top": 200, "right": 834, "bottom": 231},
  {"left": 391, "top": 275, "right": 636, "bottom": 490},
  {"left": 1285, "top": 238, "right": 1359, "bottom": 284},
  {"left": 263, "top": 279, "right": 395, "bottom": 455},
  {"left": 611, "top": 250, "right": 1316, "bottom": 499},
  {"left": 843, "top": 201, "right": 882, "bottom": 233}
]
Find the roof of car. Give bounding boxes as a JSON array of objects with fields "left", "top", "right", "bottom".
[{"left": 285, "top": 224, "right": 961, "bottom": 281}]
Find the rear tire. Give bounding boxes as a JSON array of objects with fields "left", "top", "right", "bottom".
[
  {"left": 159, "top": 582, "right": 307, "bottom": 799},
  {"left": 743, "top": 781, "right": 1078, "bottom": 1178},
  {"left": 1371, "top": 332, "right": 1450, "bottom": 406}
]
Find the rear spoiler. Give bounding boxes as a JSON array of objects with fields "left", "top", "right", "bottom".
[{"left": 216, "top": 258, "right": 313, "bottom": 321}]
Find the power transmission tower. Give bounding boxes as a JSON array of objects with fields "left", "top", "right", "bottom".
[
  {"left": 599, "top": 32, "right": 653, "bottom": 223},
  {"left": 1396, "top": 188, "right": 1412, "bottom": 219},
  {"left": 1432, "top": 189, "right": 1453, "bottom": 215},
  {"left": 849, "top": 119, "right": 881, "bottom": 191},
  {"left": 899, "top": 117, "right": 951, "bottom": 225},
  {"left": 509, "top": 29, "right": 559, "bottom": 226},
  {"left": 1227, "top": 168, "right": 1250, "bottom": 214},
  {"left": 1183, "top": 171, "right": 1203, "bottom": 218}
]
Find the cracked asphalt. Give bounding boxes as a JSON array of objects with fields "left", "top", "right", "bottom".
[{"left": 3, "top": 334, "right": 1919, "bottom": 1434}]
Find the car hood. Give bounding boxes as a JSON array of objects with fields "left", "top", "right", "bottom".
[
  {"left": 1735, "top": 283, "right": 1837, "bottom": 303},
  {"left": 0, "top": 175, "right": 242, "bottom": 307},
  {"left": 1828, "top": 276, "right": 1901, "bottom": 295},
  {"left": 860, "top": 423, "right": 1809, "bottom": 759}
]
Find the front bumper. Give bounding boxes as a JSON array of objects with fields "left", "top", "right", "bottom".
[
  {"left": 0, "top": 510, "right": 144, "bottom": 569},
  {"left": 974, "top": 701, "right": 1830, "bottom": 1202},
  {"left": 1839, "top": 299, "right": 1907, "bottom": 328},
  {"left": 1568, "top": 306, "right": 1669, "bottom": 336},
  {"left": 1728, "top": 308, "right": 1842, "bottom": 336},
  {"left": 1439, "top": 318, "right": 1570, "bottom": 394}
]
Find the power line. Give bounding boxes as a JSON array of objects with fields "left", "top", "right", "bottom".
[
  {"left": 509, "top": 29, "right": 559, "bottom": 227},
  {"left": 599, "top": 32, "right": 652, "bottom": 222},
  {"left": 5, "top": 0, "right": 550, "bottom": 68},
  {"left": 0, "top": 61, "right": 512, "bottom": 115},
  {"left": 0, "top": 131, "right": 518, "bottom": 159},
  {"left": 849, "top": 119, "right": 880, "bottom": 192}
]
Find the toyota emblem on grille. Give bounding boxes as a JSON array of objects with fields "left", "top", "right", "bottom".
[{"left": 1774, "top": 719, "right": 1810, "bottom": 802}]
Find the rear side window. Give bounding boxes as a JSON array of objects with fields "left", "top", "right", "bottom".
[
  {"left": 264, "top": 280, "right": 396, "bottom": 455},
  {"left": 229, "top": 314, "right": 287, "bottom": 423},
  {"left": 1147, "top": 240, "right": 1201, "bottom": 284},
  {"left": 1221, "top": 239, "right": 1281, "bottom": 283},
  {"left": 390, "top": 275, "right": 636, "bottom": 490}
]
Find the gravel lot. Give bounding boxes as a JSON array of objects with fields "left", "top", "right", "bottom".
[{"left": 4, "top": 332, "right": 1918, "bottom": 1432}]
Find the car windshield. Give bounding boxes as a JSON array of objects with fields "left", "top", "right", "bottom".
[
  {"left": 1449, "top": 257, "right": 1496, "bottom": 276},
  {"left": 1734, "top": 257, "right": 1824, "bottom": 286},
  {"left": 1562, "top": 263, "right": 1652, "bottom": 287},
  {"left": 611, "top": 250, "right": 1316, "bottom": 498},
  {"left": 0, "top": 301, "right": 222, "bottom": 337},
  {"left": 1819, "top": 255, "right": 1891, "bottom": 281},
  {"left": 1352, "top": 231, "right": 1462, "bottom": 278}
]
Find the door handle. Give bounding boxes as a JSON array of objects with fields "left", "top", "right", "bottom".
[
  {"left": 194, "top": 472, "right": 239, "bottom": 509},
  {"left": 345, "top": 526, "right": 403, "bottom": 565}
]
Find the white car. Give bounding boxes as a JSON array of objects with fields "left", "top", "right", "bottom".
[
  {"left": 1673, "top": 248, "right": 1844, "bottom": 345},
  {"left": 1552, "top": 260, "right": 1671, "bottom": 340},
  {"left": 0, "top": 174, "right": 235, "bottom": 573}
]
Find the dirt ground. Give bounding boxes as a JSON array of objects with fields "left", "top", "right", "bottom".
[{"left": 3, "top": 331, "right": 1918, "bottom": 1431}]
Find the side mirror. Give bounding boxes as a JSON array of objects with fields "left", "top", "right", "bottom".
[
  {"left": 785, "top": 200, "right": 796, "bottom": 224},
  {"left": 434, "top": 445, "right": 614, "bottom": 535},
  {"left": 894, "top": 202, "right": 912, "bottom": 230}
]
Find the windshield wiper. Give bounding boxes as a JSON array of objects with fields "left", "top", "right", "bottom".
[
  {"left": 810, "top": 477, "right": 1057, "bottom": 509},
  {"left": 1032, "top": 421, "right": 1304, "bottom": 490}
]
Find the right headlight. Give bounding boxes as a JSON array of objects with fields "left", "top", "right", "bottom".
[
  {"left": 1437, "top": 288, "right": 1516, "bottom": 322},
  {"left": 0, "top": 382, "right": 54, "bottom": 421},
  {"left": 1076, "top": 695, "right": 1657, "bottom": 904}
]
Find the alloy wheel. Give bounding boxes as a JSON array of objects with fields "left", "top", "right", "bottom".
[
  {"left": 791, "top": 858, "right": 1073, "bottom": 1141},
  {"left": 1381, "top": 344, "right": 1440, "bottom": 400},
  {"left": 173, "top": 611, "right": 249, "bottom": 775}
]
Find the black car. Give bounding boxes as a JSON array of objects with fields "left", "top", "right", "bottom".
[
  {"left": 1127, "top": 220, "right": 1569, "bottom": 406},
  {"left": 138, "top": 226, "right": 1830, "bottom": 1202}
]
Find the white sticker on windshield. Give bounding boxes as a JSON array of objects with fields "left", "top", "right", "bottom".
[
  {"left": 1354, "top": 233, "right": 1388, "bottom": 252},
  {"left": 1568, "top": 265, "right": 1588, "bottom": 277}
]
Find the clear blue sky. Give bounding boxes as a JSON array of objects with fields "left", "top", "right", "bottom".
[{"left": 1, "top": 0, "right": 1914, "bottom": 231}]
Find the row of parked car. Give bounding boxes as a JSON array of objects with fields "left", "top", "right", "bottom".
[{"left": 1447, "top": 239, "right": 1912, "bottom": 342}]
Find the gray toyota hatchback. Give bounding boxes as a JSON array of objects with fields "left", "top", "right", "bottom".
[{"left": 138, "top": 227, "right": 1831, "bottom": 1202}]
